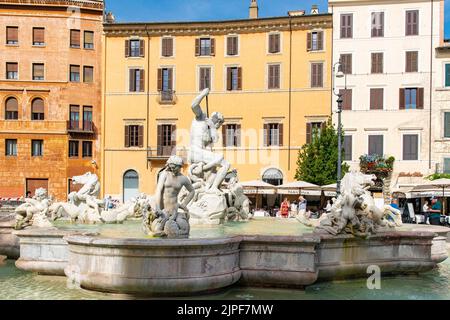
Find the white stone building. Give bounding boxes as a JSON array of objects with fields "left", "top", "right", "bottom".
[{"left": 329, "top": 0, "right": 445, "bottom": 187}]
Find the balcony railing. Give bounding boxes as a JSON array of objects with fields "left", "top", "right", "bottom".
[
  {"left": 158, "top": 90, "right": 176, "bottom": 104},
  {"left": 147, "top": 146, "right": 187, "bottom": 161},
  {"left": 67, "top": 120, "right": 95, "bottom": 134}
]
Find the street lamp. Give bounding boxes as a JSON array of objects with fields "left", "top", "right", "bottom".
[{"left": 332, "top": 61, "right": 346, "bottom": 197}]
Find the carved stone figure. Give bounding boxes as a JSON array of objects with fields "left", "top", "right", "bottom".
[
  {"left": 142, "top": 156, "right": 195, "bottom": 238},
  {"left": 100, "top": 193, "right": 149, "bottom": 224},
  {"left": 14, "top": 188, "right": 53, "bottom": 230},
  {"left": 297, "top": 172, "right": 402, "bottom": 238},
  {"left": 49, "top": 172, "right": 105, "bottom": 224},
  {"left": 225, "top": 170, "right": 251, "bottom": 221}
]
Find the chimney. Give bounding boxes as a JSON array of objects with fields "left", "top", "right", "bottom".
[
  {"left": 310, "top": 4, "right": 319, "bottom": 14},
  {"left": 105, "top": 11, "right": 115, "bottom": 24},
  {"left": 249, "top": 0, "right": 258, "bottom": 19}
]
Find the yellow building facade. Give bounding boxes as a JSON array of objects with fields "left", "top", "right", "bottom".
[{"left": 102, "top": 11, "right": 332, "bottom": 203}]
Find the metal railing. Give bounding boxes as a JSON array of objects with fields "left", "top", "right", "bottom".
[{"left": 67, "top": 120, "right": 94, "bottom": 133}]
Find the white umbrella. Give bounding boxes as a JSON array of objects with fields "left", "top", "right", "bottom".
[
  {"left": 239, "top": 180, "right": 276, "bottom": 210},
  {"left": 412, "top": 178, "right": 450, "bottom": 214},
  {"left": 277, "top": 181, "right": 321, "bottom": 195},
  {"left": 321, "top": 183, "right": 338, "bottom": 197}
]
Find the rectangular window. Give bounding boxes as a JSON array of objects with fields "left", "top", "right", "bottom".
[
  {"left": 306, "top": 122, "right": 323, "bottom": 144},
  {"left": 370, "top": 88, "right": 384, "bottom": 110},
  {"left": 307, "top": 31, "right": 323, "bottom": 51},
  {"left": 70, "top": 29, "right": 80, "bottom": 48},
  {"left": 400, "top": 88, "right": 423, "bottom": 109},
  {"left": 5, "top": 98, "right": 18, "bottom": 120},
  {"left": 84, "top": 31, "right": 94, "bottom": 49},
  {"left": 6, "top": 27, "right": 18, "bottom": 45},
  {"left": 444, "top": 158, "right": 450, "bottom": 174},
  {"left": 403, "top": 134, "right": 419, "bottom": 160},
  {"left": 266, "top": 123, "right": 281, "bottom": 146},
  {"left": 268, "top": 34, "right": 281, "bottom": 53},
  {"left": 222, "top": 124, "right": 241, "bottom": 147},
  {"left": 157, "top": 68, "right": 173, "bottom": 101},
  {"left": 197, "top": 38, "right": 214, "bottom": 56},
  {"left": 444, "top": 112, "right": 450, "bottom": 138},
  {"left": 339, "top": 89, "right": 352, "bottom": 110},
  {"left": 127, "top": 39, "right": 144, "bottom": 57},
  {"left": 406, "top": 51, "right": 418, "bottom": 72},
  {"left": 83, "top": 106, "right": 93, "bottom": 131},
  {"left": 446, "top": 64, "right": 450, "bottom": 87},
  {"left": 311, "top": 62, "right": 323, "bottom": 88},
  {"left": 371, "top": 53, "right": 383, "bottom": 74},
  {"left": 33, "top": 27, "right": 45, "bottom": 46},
  {"left": 31, "top": 140, "right": 43, "bottom": 157},
  {"left": 158, "top": 124, "right": 175, "bottom": 156},
  {"left": 343, "top": 136, "right": 352, "bottom": 161},
  {"left": 5, "top": 139, "right": 17, "bottom": 156},
  {"left": 340, "top": 14, "right": 353, "bottom": 39},
  {"left": 268, "top": 64, "right": 280, "bottom": 89},
  {"left": 70, "top": 65, "right": 80, "bottom": 82},
  {"left": 405, "top": 88, "right": 417, "bottom": 109},
  {"left": 32, "top": 63, "right": 44, "bottom": 80},
  {"left": 161, "top": 37, "right": 173, "bottom": 57},
  {"left": 69, "top": 105, "right": 80, "bottom": 130},
  {"left": 339, "top": 54, "right": 352, "bottom": 74},
  {"left": 129, "top": 69, "right": 145, "bottom": 92},
  {"left": 6, "top": 62, "right": 18, "bottom": 80},
  {"left": 199, "top": 67, "right": 211, "bottom": 91},
  {"left": 371, "top": 12, "right": 384, "bottom": 37},
  {"left": 68, "top": 140, "right": 79, "bottom": 157},
  {"left": 124, "top": 125, "right": 143, "bottom": 148},
  {"left": 83, "top": 66, "right": 94, "bottom": 83},
  {"left": 226, "top": 67, "right": 242, "bottom": 91},
  {"left": 82, "top": 141, "right": 93, "bottom": 158},
  {"left": 368, "top": 135, "right": 383, "bottom": 156},
  {"left": 227, "top": 36, "right": 238, "bottom": 56},
  {"left": 406, "top": 10, "right": 419, "bottom": 36}
]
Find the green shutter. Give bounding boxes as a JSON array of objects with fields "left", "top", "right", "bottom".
[
  {"left": 445, "top": 113, "right": 450, "bottom": 138},
  {"left": 446, "top": 64, "right": 450, "bottom": 87}
]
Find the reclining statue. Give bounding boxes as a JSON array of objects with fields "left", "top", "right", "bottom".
[{"left": 14, "top": 188, "right": 53, "bottom": 230}]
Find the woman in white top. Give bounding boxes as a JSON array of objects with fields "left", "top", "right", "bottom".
[{"left": 423, "top": 201, "right": 430, "bottom": 214}]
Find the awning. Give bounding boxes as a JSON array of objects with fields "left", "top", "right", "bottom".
[
  {"left": 277, "top": 181, "right": 321, "bottom": 196},
  {"left": 240, "top": 180, "right": 277, "bottom": 195}
]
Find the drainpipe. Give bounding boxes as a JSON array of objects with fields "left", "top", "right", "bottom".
[
  {"left": 288, "top": 18, "right": 293, "bottom": 171},
  {"left": 146, "top": 25, "right": 151, "bottom": 170},
  {"left": 429, "top": 0, "right": 434, "bottom": 171},
  {"left": 101, "top": 33, "right": 107, "bottom": 197}
]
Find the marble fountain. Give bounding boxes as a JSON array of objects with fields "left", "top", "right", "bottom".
[{"left": 1, "top": 89, "right": 448, "bottom": 297}]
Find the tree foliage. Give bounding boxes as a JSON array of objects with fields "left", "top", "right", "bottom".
[{"left": 294, "top": 118, "right": 349, "bottom": 186}]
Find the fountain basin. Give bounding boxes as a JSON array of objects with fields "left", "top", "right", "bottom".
[{"left": 0, "top": 217, "right": 19, "bottom": 259}]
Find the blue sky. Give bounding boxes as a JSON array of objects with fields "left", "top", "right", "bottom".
[{"left": 106, "top": 0, "right": 449, "bottom": 38}]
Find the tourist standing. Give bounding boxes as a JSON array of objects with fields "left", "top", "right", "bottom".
[
  {"left": 298, "top": 196, "right": 307, "bottom": 213},
  {"left": 290, "top": 201, "right": 298, "bottom": 217},
  {"left": 280, "top": 198, "right": 290, "bottom": 218},
  {"left": 429, "top": 197, "right": 442, "bottom": 225}
]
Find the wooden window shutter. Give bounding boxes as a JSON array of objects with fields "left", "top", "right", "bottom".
[
  {"left": 306, "top": 123, "right": 312, "bottom": 144},
  {"left": 139, "top": 40, "right": 145, "bottom": 57},
  {"left": 236, "top": 124, "right": 241, "bottom": 147},
  {"left": 125, "top": 40, "right": 130, "bottom": 57},
  {"left": 399, "top": 88, "right": 405, "bottom": 109},
  {"left": 222, "top": 125, "right": 227, "bottom": 147},
  {"left": 226, "top": 68, "right": 232, "bottom": 91},
  {"left": 167, "top": 68, "right": 173, "bottom": 90},
  {"left": 340, "top": 89, "right": 352, "bottom": 110},
  {"left": 417, "top": 88, "right": 424, "bottom": 109},
  {"left": 210, "top": 38, "right": 215, "bottom": 56},
  {"left": 5, "top": 97, "right": 18, "bottom": 111},
  {"left": 318, "top": 63, "right": 323, "bottom": 87},
  {"left": 168, "top": 38, "right": 173, "bottom": 56},
  {"left": 157, "top": 68, "right": 162, "bottom": 91},
  {"left": 156, "top": 125, "right": 162, "bottom": 155},
  {"left": 278, "top": 124, "right": 283, "bottom": 146},
  {"left": 33, "top": 28, "right": 44, "bottom": 43},
  {"left": 307, "top": 32, "right": 312, "bottom": 51},
  {"left": 124, "top": 125, "right": 130, "bottom": 147},
  {"left": 7, "top": 26, "right": 18, "bottom": 42},
  {"left": 378, "top": 53, "right": 383, "bottom": 73},
  {"left": 139, "top": 69, "right": 145, "bottom": 92},
  {"left": 340, "top": 15, "right": 346, "bottom": 38},
  {"left": 233, "top": 37, "right": 238, "bottom": 55},
  {"left": 138, "top": 125, "right": 144, "bottom": 148},
  {"left": 227, "top": 37, "right": 232, "bottom": 55},
  {"left": 237, "top": 67, "right": 242, "bottom": 90},
  {"left": 162, "top": 38, "right": 167, "bottom": 56},
  {"left": 318, "top": 31, "right": 323, "bottom": 50},
  {"left": 129, "top": 69, "right": 135, "bottom": 92},
  {"left": 371, "top": 53, "right": 376, "bottom": 73},
  {"left": 171, "top": 125, "right": 177, "bottom": 149},
  {"left": 195, "top": 38, "right": 200, "bottom": 56},
  {"left": 348, "top": 15, "right": 353, "bottom": 38},
  {"left": 263, "top": 124, "right": 269, "bottom": 147}
]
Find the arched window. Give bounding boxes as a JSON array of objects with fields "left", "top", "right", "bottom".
[
  {"left": 5, "top": 97, "right": 18, "bottom": 120},
  {"left": 123, "top": 170, "right": 139, "bottom": 203},
  {"left": 262, "top": 168, "right": 283, "bottom": 186},
  {"left": 31, "top": 98, "right": 44, "bottom": 120}
]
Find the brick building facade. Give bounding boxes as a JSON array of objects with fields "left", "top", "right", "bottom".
[{"left": 0, "top": 0, "right": 103, "bottom": 200}]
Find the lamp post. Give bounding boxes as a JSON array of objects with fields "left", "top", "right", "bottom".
[{"left": 333, "top": 61, "right": 346, "bottom": 197}]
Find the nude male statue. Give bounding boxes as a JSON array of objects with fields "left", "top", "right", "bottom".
[
  {"left": 146, "top": 155, "right": 195, "bottom": 237},
  {"left": 189, "top": 88, "right": 230, "bottom": 193}
]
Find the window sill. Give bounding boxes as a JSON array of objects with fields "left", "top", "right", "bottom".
[
  {"left": 161, "top": 55, "right": 175, "bottom": 59},
  {"left": 5, "top": 155, "right": 17, "bottom": 158},
  {"left": 70, "top": 46, "right": 81, "bottom": 49},
  {"left": 127, "top": 56, "right": 144, "bottom": 59},
  {"left": 5, "top": 43, "right": 19, "bottom": 47},
  {"left": 267, "top": 52, "right": 282, "bottom": 55},
  {"left": 158, "top": 100, "right": 176, "bottom": 105},
  {"left": 196, "top": 55, "right": 214, "bottom": 58},
  {"left": 32, "top": 44, "right": 46, "bottom": 48},
  {"left": 84, "top": 47, "right": 95, "bottom": 50},
  {"left": 225, "top": 54, "right": 239, "bottom": 58},
  {"left": 69, "top": 156, "right": 79, "bottom": 159},
  {"left": 82, "top": 156, "right": 93, "bottom": 159},
  {"left": 307, "top": 50, "right": 325, "bottom": 53}
]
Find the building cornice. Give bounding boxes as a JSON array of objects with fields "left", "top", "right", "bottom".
[
  {"left": 104, "top": 14, "right": 333, "bottom": 37},
  {"left": 0, "top": 0, "right": 103, "bottom": 11}
]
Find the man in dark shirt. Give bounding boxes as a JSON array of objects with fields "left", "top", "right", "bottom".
[{"left": 429, "top": 197, "right": 442, "bottom": 225}]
